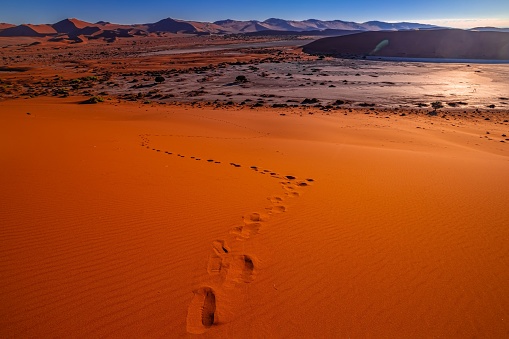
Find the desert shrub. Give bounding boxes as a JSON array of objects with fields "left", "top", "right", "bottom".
[
  {"left": 82, "top": 96, "right": 104, "bottom": 104},
  {"left": 235, "top": 75, "right": 248, "bottom": 83},
  {"left": 301, "top": 98, "right": 319, "bottom": 104},
  {"left": 431, "top": 101, "right": 443, "bottom": 110}
]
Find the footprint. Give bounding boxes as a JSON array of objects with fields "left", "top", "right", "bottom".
[
  {"left": 223, "top": 255, "right": 256, "bottom": 284},
  {"left": 237, "top": 255, "right": 255, "bottom": 283},
  {"left": 267, "top": 205, "right": 286, "bottom": 213},
  {"left": 207, "top": 255, "right": 223, "bottom": 275},
  {"left": 281, "top": 183, "right": 297, "bottom": 192},
  {"left": 230, "top": 222, "right": 262, "bottom": 239},
  {"left": 268, "top": 196, "right": 284, "bottom": 204},
  {"left": 186, "top": 287, "right": 216, "bottom": 334},
  {"left": 244, "top": 212, "right": 266, "bottom": 223},
  {"left": 212, "top": 239, "right": 230, "bottom": 255}
]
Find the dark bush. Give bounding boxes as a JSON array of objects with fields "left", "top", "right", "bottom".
[
  {"left": 235, "top": 75, "right": 248, "bottom": 83},
  {"left": 431, "top": 101, "right": 443, "bottom": 110},
  {"left": 81, "top": 96, "right": 104, "bottom": 104}
]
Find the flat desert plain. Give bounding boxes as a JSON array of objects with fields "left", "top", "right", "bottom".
[{"left": 1, "top": 35, "right": 509, "bottom": 338}]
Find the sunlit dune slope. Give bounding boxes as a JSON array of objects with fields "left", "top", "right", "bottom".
[{"left": 1, "top": 98, "right": 508, "bottom": 337}]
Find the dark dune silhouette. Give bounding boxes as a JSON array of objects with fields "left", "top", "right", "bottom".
[
  {"left": 52, "top": 18, "right": 93, "bottom": 34},
  {"left": 303, "top": 29, "right": 509, "bottom": 60},
  {"left": 0, "top": 24, "right": 56, "bottom": 37},
  {"left": 0, "top": 23, "right": 15, "bottom": 30},
  {"left": 147, "top": 18, "right": 200, "bottom": 34}
]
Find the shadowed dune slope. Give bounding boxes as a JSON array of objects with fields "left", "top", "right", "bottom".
[
  {"left": 303, "top": 29, "right": 509, "bottom": 59},
  {"left": 52, "top": 18, "right": 94, "bottom": 33},
  {"left": 0, "top": 24, "right": 57, "bottom": 37}
]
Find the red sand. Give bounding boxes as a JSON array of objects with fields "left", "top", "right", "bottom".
[{"left": 1, "top": 97, "right": 509, "bottom": 337}]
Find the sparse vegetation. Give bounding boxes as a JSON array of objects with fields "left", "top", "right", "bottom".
[
  {"left": 82, "top": 96, "right": 104, "bottom": 104},
  {"left": 301, "top": 98, "right": 319, "bottom": 104},
  {"left": 431, "top": 101, "right": 443, "bottom": 111},
  {"left": 235, "top": 75, "right": 248, "bottom": 83}
]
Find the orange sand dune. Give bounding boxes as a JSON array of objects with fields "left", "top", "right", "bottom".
[
  {"left": 0, "top": 24, "right": 57, "bottom": 37},
  {"left": 0, "top": 23, "right": 15, "bottom": 30},
  {"left": 1, "top": 98, "right": 509, "bottom": 337}
]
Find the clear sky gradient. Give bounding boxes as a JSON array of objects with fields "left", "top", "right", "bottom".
[{"left": 2, "top": 0, "right": 508, "bottom": 28}]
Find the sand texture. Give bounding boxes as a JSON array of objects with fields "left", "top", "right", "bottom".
[{"left": 1, "top": 97, "right": 509, "bottom": 337}]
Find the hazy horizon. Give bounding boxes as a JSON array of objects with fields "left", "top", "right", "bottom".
[{"left": 1, "top": 0, "right": 508, "bottom": 29}]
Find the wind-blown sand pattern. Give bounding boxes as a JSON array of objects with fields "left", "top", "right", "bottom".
[
  {"left": 139, "top": 125, "right": 313, "bottom": 334},
  {"left": 1, "top": 94, "right": 509, "bottom": 338}
]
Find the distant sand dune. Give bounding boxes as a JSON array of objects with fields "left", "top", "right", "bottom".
[{"left": 303, "top": 29, "right": 509, "bottom": 60}]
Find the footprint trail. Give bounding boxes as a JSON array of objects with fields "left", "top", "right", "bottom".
[{"left": 139, "top": 133, "right": 314, "bottom": 333}]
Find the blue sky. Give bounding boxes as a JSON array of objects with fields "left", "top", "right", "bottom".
[{"left": 1, "top": 0, "right": 508, "bottom": 28}]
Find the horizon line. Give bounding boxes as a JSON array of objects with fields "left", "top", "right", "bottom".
[{"left": 1, "top": 16, "right": 508, "bottom": 30}]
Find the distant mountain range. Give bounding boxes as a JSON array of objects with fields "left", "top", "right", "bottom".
[
  {"left": 0, "top": 17, "right": 441, "bottom": 39},
  {"left": 0, "top": 17, "right": 507, "bottom": 40}
]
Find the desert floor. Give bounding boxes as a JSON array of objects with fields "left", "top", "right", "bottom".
[{"left": 1, "top": 35, "right": 509, "bottom": 338}]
